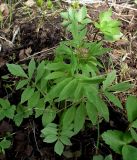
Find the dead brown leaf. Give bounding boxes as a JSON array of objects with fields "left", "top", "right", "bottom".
[
  {"left": 0, "top": 3, "right": 9, "bottom": 17},
  {"left": 110, "top": 49, "right": 126, "bottom": 60},
  {"left": 24, "top": 0, "right": 36, "bottom": 7},
  {"left": 19, "top": 47, "right": 32, "bottom": 60}
]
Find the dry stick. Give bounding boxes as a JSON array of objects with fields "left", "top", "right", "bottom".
[
  {"left": 112, "top": 2, "right": 136, "bottom": 62},
  {"left": 113, "top": 11, "right": 134, "bottom": 24},
  {"left": 0, "top": 36, "right": 13, "bottom": 45},
  {"left": 105, "top": 0, "right": 110, "bottom": 7},
  {"left": 32, "top": 120, "right": 43, "bottom": 156},
  {"left": 92, "top": 30, "right": 99, "bottom": 42},
  {"left": 122, "top": 32, "right": 135, "bottom": 62},
  {"left": 110, "top": 0, "right": 135, "bottom": 23},
  {"left": 19, "top": 46, "right": 56, "bottom": 62},
  {"left": 121, "top": 14, "right": 135, "bottom": 62},
  {"left": 111, "top": 0, "right": 135, "bottom": 63},
  {"left": 12, "top": 26, "right": 20, "bottom": 43},
  {"left": 110, "top": 3, "right": 137, "bottom": 12}
]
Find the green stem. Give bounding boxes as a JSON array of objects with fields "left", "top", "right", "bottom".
[
  {"left": 96, "top": 117, "right": 100, "bottom": 154},
  {"left": 32, "top": 82, "right": 46, "bottom": 98}
]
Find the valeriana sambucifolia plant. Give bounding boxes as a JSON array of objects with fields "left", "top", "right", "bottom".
[{"left": 1, "top": 5, "right": 133, "bottom": 157}]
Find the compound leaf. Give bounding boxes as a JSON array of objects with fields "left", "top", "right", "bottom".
[
  {"left": 7, "top": 64, "right": 27, "bottom": 78},
  {"left": 102, "top": 130, "right": 126, "bottom": 154}
]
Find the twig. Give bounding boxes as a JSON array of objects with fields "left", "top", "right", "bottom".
[
  {"left": 32, "top": 121, "right": 42, "bottom": 156},
  {"left": 110, "top": 3, "right": 137, "bottom": 12},
  {"left": 112, "top": 11, "right": 134, "bottom": 24},
  {"left": 0, "top": 36, "right": 13, "bottom": 46},
  {"left": 12, "top": 26, "right": 20, "bottom": 43},
  {"left": 19, "top": 46, "right": 56, "bottom": 62}
]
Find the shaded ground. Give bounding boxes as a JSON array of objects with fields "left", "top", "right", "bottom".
[{"left": 0, "top": 0, "right": 137, "bottom": 160}]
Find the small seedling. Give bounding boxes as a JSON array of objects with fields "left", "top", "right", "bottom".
[
  {"left": 36, "top": 0, "right": 44, "bottom": 7},
  {"left": 94, "top": 9, "right": 122, "bottom": 41},
  {"left": 46, "top": 0, "right": 53, "bottom": 9}
]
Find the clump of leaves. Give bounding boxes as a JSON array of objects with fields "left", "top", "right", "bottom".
[
  {"left": 102, "top": 96, "right": 137, "bottom": 160},
  {"left": 7, "top": 59, "right": 48, "bottom": 126},
  {"left": 0, "top": 137, "right": 11, "bottom": 154},
  {"left": 0, "top": 98, "right": 16, "bottom": 121},
  {"left": 94, "top": 9, "right": 122, "bottom": 41}
]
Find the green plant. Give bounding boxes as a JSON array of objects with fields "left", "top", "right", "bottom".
[
  {"left": 0, "top": 98, "right": 16, "bottom": 121},
  {"left": 94, "top": 9, "right": 122, "bottom": 41},
  {"left": 0, "top": 10, "right": 3, "bottom": 20},
  {"left": 0, "top": 10, "right": 3, "bottom": 28},
  {"left": 93, "top": 154, "right": 112, "bottom": 160},
  {"left": 46, "top": 0, "right": 53, "bottom": 9},
  {"left": 36, "top": 0, "right": 44, "bottom": 7},
  {"left": 71, "top": 0, "right": 80, "bottom": 9},
  {"left": 102, "top": 96, "right": 137, "bottom": 160},
  {"left": 0, "top": 137, "right": 11, "bottom": 154},
  {"left": 4, "top": 6, "right": 132, "bottom": 156},
  {"left": 7, "top": 59, "right": 48, "bottom": 126}
]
